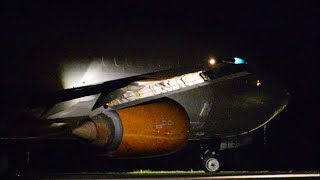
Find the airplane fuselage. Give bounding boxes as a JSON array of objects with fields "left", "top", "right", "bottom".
[{"left": 2, "top": 60, "right": 289, "bottom": 159}]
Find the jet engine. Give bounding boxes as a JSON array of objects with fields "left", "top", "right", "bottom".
[{"left": 72, "top": 98, "right": 190, "bottom": 158}]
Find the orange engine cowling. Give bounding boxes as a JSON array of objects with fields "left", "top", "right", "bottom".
[{"left": 72, "top": 98, "right": 190, "bottom": 158}]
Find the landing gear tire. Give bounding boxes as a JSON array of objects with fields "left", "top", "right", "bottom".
[{"left": 202, "top": 155, "right": 221, "bottom": 173}]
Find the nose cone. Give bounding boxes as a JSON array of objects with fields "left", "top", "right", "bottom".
[
  {"left": 234, "top": 86, "right": 290, "bottom": 136},
  {"left": 206, "top": 62, "right": 291, "bottom": 137},
  {"left": 247, "top": 73, "right": 291, "bottom": 131},
  {"left": 250, "top": 62, "right": 290, "bottom": 115},
  {"left": 212, "top": 76, "right": 290, "bottom": 137},
  {"left": 268, "top": 88, "right": 290, "bottom": 116},
  {"left": 279, "top": 89, "right": 291, "bottom": 105},
  {"left": 258, "top": 71, "right": 290, "bottom": 113}
]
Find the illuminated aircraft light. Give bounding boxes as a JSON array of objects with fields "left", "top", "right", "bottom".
[
  {"left": 49, "top": 123, "right": 67, "bottom": 128},
  {"left": 234, "top": 57, "right": 246, "bottom": 64},
  {"left": 257, "top": 80, "right": 262, "bottom": 86},
  {"left": 209, "top": 58, "right": 216, "bottom": 65},
  {"left": 106, "top": 101, "right": 115, "bottom": 107}
]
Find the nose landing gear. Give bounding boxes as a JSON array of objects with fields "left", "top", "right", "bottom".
[
  {"left": 202, "top": 152, "right": 221, "bottom": 173},
  {"left": 198, "top": 140, "right": 222, "bottom": 173}
]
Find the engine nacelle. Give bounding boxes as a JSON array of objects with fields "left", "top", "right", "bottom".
[{"left": 72, "top": 98, "right": 190, "bottom": 158}]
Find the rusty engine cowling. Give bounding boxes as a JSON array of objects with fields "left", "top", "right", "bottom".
[{"left": 72, "top": 98, "right": 190, "bottom": 158}]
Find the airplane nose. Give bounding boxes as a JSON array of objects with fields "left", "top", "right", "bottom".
[
  {"left": 255, "top": 72, "right": 290, "bottom": 110},
  {"left": 278, "top": 88, "right": 290, "bottom": 109},
  {"left": 281, "top": 89, "right": 291, "bottom": 103},
  {"left": 278, "top": 88, "right": 290, "bottom": 98}
]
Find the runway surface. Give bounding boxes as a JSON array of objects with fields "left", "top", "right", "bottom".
[{"left": 13, "top": 171, "right": 320, "bottom": 179}]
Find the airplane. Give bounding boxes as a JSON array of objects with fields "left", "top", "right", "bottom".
[{"left": 0, "top": 57, "right": 290, "bottom": 173}]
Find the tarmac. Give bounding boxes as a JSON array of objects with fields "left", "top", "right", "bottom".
[{"left": 11, "top": 171, "right": 320, "bottom": 180}]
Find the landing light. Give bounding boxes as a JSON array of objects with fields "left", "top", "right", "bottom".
[
  {"left": 209, "top": 58, "right": 216, "bottom": 65},
  {"left": 257, "top": 80, "right": 262, "bottom": 87}
]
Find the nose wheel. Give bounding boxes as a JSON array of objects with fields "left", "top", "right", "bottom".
[
  {"left": 202, "top": 154, "right": 221, "bottom": 173},
  {"left": 197, "top": 140, "right": 222, "bottom": 172}
]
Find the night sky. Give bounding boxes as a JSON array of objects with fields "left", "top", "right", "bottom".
[{"left": 1, "top": 1, "right": 319, "bottom": 171}]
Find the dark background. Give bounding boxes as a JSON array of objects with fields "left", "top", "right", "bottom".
[{"left": 1, "top": 1, "right": 319, "bottom": 171}]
